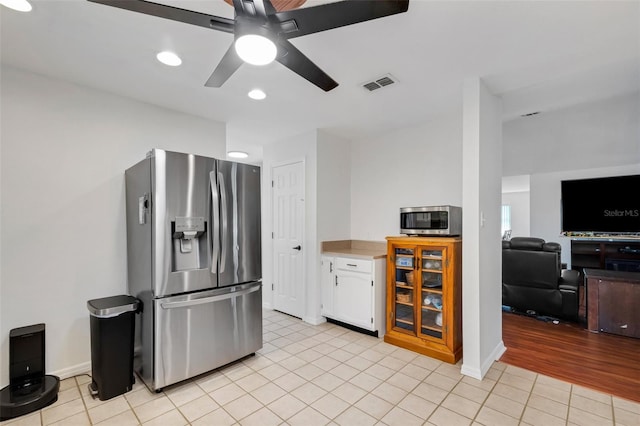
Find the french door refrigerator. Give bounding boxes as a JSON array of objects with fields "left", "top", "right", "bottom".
[{"left": 125, "top": 149, "right": 262, "bottom": 391}]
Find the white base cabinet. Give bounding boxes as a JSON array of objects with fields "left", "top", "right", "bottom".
[{"left": 321, "top": 255, "right": 386, "bottom": 336}]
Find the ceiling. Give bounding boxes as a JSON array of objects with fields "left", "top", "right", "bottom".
[{"left": 1, "top": 0, "right": 639, "bottom": 163}]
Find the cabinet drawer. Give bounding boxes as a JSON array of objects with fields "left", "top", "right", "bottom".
[{"left": 336, "top": 258, "right": 372, "bottom": 273}]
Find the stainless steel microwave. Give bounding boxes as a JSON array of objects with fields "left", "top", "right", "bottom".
[{"left": 400, "top": 205, "right": 462, "bottom": 236}]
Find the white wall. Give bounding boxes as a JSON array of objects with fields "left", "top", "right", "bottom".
[
  {"left": 501, "top": 191, "right": 530, "bottom": 238},
  {"left": 503, "top": 92, "right": 640, "bottom": 177},
  {"left": 530, "top": 164, "right": 640, "bottom": 267},
  {"left": 0, "top": 67, "right": 226, "bottom": 386},
  {"left": 461, "top": 78, "right": 505, "bottom": 380},
  {"left": 316, "top": 132, "right": 351, "bottom": 321},
  {"left": 350, "top": 117, "right": 463, "bottom": 240},
  {"left": 317, "top": 131, "right": 351, "bottom": 244}
]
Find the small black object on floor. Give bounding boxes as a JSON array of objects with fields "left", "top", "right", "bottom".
[
  {"left": 502, "top": 305, "right": 560, "bottom": 324},
  {"left": 0, "top": 323, "right": 59, "bottom": 421},
  {"left": 0, "top": 375, "right": 60, "bottom": 421}
]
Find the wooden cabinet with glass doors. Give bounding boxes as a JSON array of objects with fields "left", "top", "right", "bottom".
[{"left": 384, "top": 236, "right": 462, "bottom": 364}]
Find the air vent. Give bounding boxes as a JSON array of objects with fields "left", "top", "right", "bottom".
[
  {"left": 363, "top": 82, "right": 379, "bottom": 91},
  {"left": 361, "top": 74, "right": 397, "bottom": 92},
  {"left": 376, "top": 76, "right": 394, "bottom": 87}
]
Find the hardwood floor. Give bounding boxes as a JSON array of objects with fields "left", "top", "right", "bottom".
[{"left": 500, "top": 312, "right": 640, "bottom": 403}]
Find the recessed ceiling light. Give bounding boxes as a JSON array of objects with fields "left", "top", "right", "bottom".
[
  {"left": 227, "top": 151, "right": 249, "bottom": 159},
  {"left": 156, "top": 51, "right": 182, "bottom": 67},
  {"left": 234, "top": 35, "right": 277, "bottom": 66},
  {"left": 248, "top": 89, "right": 266, "bottom": 100},
  {"left": 0, "top": 0, "right": 32, "bottom": 12}
]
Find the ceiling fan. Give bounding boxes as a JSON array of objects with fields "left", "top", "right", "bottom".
[{"left": 86, "top": 0, "right": 410, "bottom": 91}]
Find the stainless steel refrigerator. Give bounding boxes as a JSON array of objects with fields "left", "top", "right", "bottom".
[{"left": 125, "top": 149, "right": 262, "bottom": 391}]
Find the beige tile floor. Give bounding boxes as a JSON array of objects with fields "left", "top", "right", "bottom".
[{"left": 2, "top": 309, "right": 639, "bottom": 426}]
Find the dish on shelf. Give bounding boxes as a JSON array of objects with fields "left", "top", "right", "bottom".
[
  {"left": 423, "top": 260, "right": 442, "bottom": 269},
  {"left": 422, "top": 282, "right": 442, "bottom": 288}
]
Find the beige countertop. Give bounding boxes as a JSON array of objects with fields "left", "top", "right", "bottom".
[{"left": 321, "top": 240, "right": 387, "bottom": 259}]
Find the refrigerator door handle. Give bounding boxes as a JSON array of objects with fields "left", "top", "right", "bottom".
[
  {"left": 218, "top": 171, "right": 229, "bottom": 273},
  {"left": 210, "top": 172, "right": 220, "bottom": 274},
  {"left": 160, "top": 284, "right": 261, "bottom": 309}
]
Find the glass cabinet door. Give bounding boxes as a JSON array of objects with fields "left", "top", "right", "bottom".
[
  {"left": 392, "top": 246, "right": 415, "bottom": 333},
  {"left": 419, "top": 248, "right": 444, "bottom": 340}
]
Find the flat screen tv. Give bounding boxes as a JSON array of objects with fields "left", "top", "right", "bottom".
[{"left": 561, "top": 174, "right": 640, "bottom": 235}]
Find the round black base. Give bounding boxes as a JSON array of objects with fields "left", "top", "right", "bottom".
[{"left": 0, "top": 375, "right": 60, "bottom": 421}]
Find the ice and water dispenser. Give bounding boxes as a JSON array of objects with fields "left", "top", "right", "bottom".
[
  {"left": 139, "top": 191, "right": 208, "bottom": 272},
  {"left": 172, "top": 216, "right": 207, "bottom": 271}
]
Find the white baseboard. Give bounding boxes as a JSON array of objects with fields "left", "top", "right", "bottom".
[
  {"left": 490, "top": 340, "right": 507, "bottom": 362},
  {"left": 51, "top": 362, "right": 91, "bottom": 380},
  {"left": 302, "top": 315, "right": 326, "bottom": 326},
  {"left": 481, "top": 340, "right": 507, "bottom": 376},
  {"left": 460, "top": 362, "right": 483, "bottom": 380},
  {"left": 461, "top": 340, "right": 507, "bottom": 380}
]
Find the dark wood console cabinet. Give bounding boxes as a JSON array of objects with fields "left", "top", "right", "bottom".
[
  {"left": 585, "top": 269, "right": 640, "bottom": 339},
  {"left": 571, "top": 239, "right": 640, "bottom": 276}
]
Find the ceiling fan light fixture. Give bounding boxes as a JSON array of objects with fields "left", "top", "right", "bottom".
[
  {"left": 234, "top": 34, "right": 277, "bottom": 66},
  {"left": 248, "top": 89, "right": 266, "bottom": 100},
  {"left": 227, "top": 151, "right": 249, "bottom": 159},
  {"left": 0, "top": 0, "right": 32, "bottom": 12},
  {"left": 87, "top": 0, "right": 410, "bottom": 91},
  {"left": 156, "top": 51, "right": 182, "bottom": 66}
]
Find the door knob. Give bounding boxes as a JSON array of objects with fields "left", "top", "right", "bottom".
[{"left": 293, "top": 245, "right": 302, "bottom": 251}]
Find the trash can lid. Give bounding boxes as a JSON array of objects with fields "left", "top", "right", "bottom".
[{"left": 87, "top": 295, "right": 138, "bottom": 318}]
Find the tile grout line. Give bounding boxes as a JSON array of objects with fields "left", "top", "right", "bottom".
[
  {"left": 609, "top": 393, "right": 615, "bottom": 426},
  {"left": 467, "top": 363, "right": 505, "bottom": 425},
  {"left": 258, "top": 324, "right": 385, "bottom": 423},
  {"left": 73, "top": 376, "right": 91, "bottom": 426},
  {"left": 424, "top": 367, "right": 464, "bottom": 424},
  {"left": 567, "top": 383, "right": 574, "bottom": 426},
  {"left": 308, "top": 324, "right": 463, "bottom": 424},
  {"left": 122, "top": 382, "right": 143, "bottom": 426},
  {"left": 520, "top": 371, "right": 538, "bottom": 426}
]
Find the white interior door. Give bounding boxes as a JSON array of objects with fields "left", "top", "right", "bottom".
[{"left": 272, "top": 161, "right": 304, "bottom": 318}]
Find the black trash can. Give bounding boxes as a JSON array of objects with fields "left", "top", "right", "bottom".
[{"left": 87, "top": 295, "right": 139, "bottom": 401}]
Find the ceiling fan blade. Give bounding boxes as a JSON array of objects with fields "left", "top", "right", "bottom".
[
  {"left": 231, "top": 0, "right": 249, "bottom": 16},
  {"left": 254, "top": 0, "right": 277, "bottom": 17},
  {"left": 231, "top": 0, "right": 276, "bottom": 19},
  {"left": 87, "top": 0, "right": 235, "bottom": 33},
  {"left": 271, "top": 0, "right": 409, "bottom": 39},
  {"left": 276, "top": 40, "right": 338, "bottom": 92},
  {"left": 205, "top": 44, "right": 244, "bottom": 87}
]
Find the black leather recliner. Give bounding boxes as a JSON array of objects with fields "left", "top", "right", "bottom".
[{"left": 502, "top": 237, "right": 580, "bottom": 320}]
